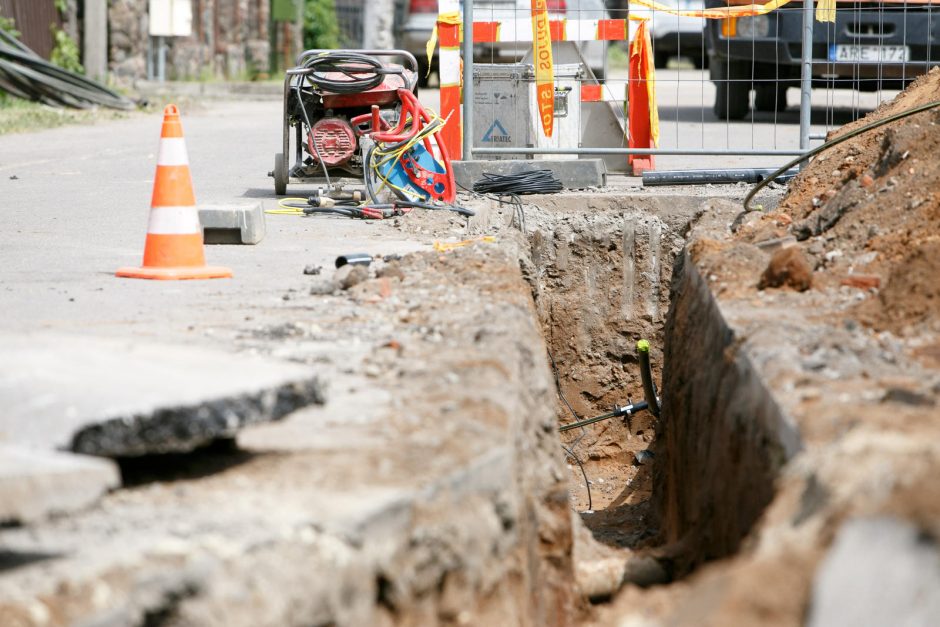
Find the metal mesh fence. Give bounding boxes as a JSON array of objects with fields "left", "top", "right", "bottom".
[{"left": 455, "top": 0, "right": 939, "bottom": 171}]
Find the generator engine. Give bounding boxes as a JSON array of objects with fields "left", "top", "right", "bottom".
[{"left": 271, "top": 49, "right": 455, "bottom": 204}]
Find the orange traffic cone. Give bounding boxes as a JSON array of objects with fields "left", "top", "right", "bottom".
[{"left": 116, "top": 105, "right": 232, "bottom": 280}]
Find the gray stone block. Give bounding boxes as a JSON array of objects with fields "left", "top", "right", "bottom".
[
  {"left": 0, "top": 334, "right": 325, "bottom": 457},
  {"left": 0, "top": 446, "right": 119, "bottom": 524},
  {"left": 807, "top": 517, "right": 940, "bottom": 627},
  {"left": 453, "top": 159, "right": 607, "bottom": 191},
  {"left": 198, "top": 202, "right": 265, "bottom": 245}
]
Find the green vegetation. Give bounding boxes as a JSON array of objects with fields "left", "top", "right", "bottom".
[
  {"left": 50, "top": 26, "right": 84, "bottom": 74},
  {"left": 0, "top": 99, "right": 129, "bottom": 135},
  {"left": 0, "top": 14, "right": 19, "bottom": 39},
  {"left": 607, "top": 43, "right": 629, "bottom": 69},
  {"left": 304, "top": 0, "right": 340, "bottom": 49}
]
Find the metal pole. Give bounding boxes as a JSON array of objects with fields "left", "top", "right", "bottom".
[
  {"left": 462, "top": 0, "right": 474, "bottom": 161},
  {"left": 157, "top": 36, "right": 167, "bottom": 83},
  {"left": 472, "top": 147, "right": 808, "bottom": 156},
  {"left": 799, "top": 0, "right": 815, "bottom": 153}
]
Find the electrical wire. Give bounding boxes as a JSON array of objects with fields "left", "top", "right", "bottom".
[
  {"left": 456, "top": 180, "right": 529, "bottom": 233},
  {"left": 548, "top": 349, "right": 592, "bottom": 511},
  {"left": 292, "top": 81, "right": 332, "bottom": 188},
  {"left": 473, "top": 170, "right": 563, "bottom": 195},
  {"left": 744, "top": 99, "right": 940, "bottom": 212}
]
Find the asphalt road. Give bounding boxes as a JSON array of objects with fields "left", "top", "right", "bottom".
[{"left": 0, "top": 100, "right": 428, "bottom": 343}]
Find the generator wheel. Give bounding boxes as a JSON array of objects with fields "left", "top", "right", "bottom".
[{"left": 274, "top": 153, "right": 287, "bottom": 196}]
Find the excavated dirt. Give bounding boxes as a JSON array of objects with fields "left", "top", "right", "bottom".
[
  {"left": 589, "top": 73, "right": 940, "bottom": 626},
  {"left": 739, "top": 67, "right": 940, "bottom": 336}
]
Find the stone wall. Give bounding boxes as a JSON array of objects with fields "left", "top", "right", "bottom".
[{"left": 109, "top": 0, "right": 271, "bottom": 82}]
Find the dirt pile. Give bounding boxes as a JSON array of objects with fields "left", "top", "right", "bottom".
[{"left": 740, "top": 67, "right": 940, "bottom": 335}]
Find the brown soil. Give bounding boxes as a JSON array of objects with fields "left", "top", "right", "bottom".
[{"left": 737, "top": 67, "right": 940, "bottom": 335}]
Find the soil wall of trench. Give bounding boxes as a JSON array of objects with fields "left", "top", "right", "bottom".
[{"left": 516, "top": 193, "right": 796, "bottom": 581}]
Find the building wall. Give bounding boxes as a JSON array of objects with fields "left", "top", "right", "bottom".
[{"left": 109, "top": 0, "right": 270, "bottom": 82}]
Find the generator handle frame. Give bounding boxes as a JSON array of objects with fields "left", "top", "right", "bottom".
[
  {"left": 280, "top": 49, "right": 421, "bottom": 191},
  {"left": 294, "top": 49, "right": 419, "bottom": 77}
]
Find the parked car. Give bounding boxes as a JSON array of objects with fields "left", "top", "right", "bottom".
[
  {"left": 398, "top": 0, "right": 610, "bottom": 85},
  {"left": 629, "top": 0, "right": 707, "bottom": 69},
  {"left": 705, "top": 1, "right": 940, "bottom": 119}
]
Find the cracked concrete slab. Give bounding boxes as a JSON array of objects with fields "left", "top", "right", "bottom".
[
  {"left": 0, "top": 334, "right": 325, "bottom": 457},
  {"left": 0, "top": 446, "right": 119, "bottom": 525}
]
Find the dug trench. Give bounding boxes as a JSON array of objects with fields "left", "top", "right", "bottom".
[{"left": 513, "top": 190, "right": 793, "bottom": 596}]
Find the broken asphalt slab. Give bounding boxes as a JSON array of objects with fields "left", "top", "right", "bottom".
[
  {"left": 0, "top": 446, "right": 119, "bottom": 525},
  {"left": 0, "top": 334, "right": 325, "bottom": 458}
]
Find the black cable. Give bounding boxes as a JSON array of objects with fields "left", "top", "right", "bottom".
[
  {"left": 293, "top": 80, "right": 332, "bottom": 188},
  {"left": 473, "top": 169, "right": 563, "bottom": 195},
  {"left": 456, "top": 180, "right": 528, "bottom": 233},
  {"left": 744, "top": 99, "right": 940, "bottom": 212},
  {"left": 301, "top": 51, "right": 401, "bottom": 94},
  {"left": 0, "top": 29, "right": 134, "bottom": 110},
  {"left": 561, "top": 444, "right": 592, "bottom": 512}
]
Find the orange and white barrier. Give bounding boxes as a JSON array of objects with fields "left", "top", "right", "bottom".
[{"left": 116, "top": 105, "right": 232, "bottom": 281}]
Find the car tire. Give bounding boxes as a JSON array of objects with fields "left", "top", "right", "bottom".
[
  {"left": 755, "top": 83, "right": 787, "bottom": 112},
  {"left": 654, "top": 49, "right": 670, "bottom": 69},
  {"left": 417, "top": 60, "right": 431, "bottom": 89},
  {"left": 692, "top": 54, "right": 708, "bottom": 70},
  {"left": 711, "top": 58, "right": 750, "bottom": 121}
]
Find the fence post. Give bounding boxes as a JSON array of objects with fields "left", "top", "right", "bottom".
[
  {"left": 461, "top": 0, "right": 473, "bottom": 161},
  {"left": 799, "top": 0, "right": 814, "bottom": 154},
  {"left": 438, "top": 0, "right": 462, "bottom": 160}
]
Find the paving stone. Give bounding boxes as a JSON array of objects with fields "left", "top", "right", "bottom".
[{"left": 198, "top": 202, "right": 265, "bottom": 244}]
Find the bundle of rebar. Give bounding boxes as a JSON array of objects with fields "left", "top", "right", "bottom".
[{"left": 0, "top": 27, "right": 134, "bottom": 110}]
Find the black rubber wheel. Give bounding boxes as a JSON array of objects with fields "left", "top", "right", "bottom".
[
  {"left": 654, "top": 49, "right": 670, "bottom": 69},
  {"left": 692, "top": 54, "right": 708, "bottom": 70},
  {"left": 711, "top": 58, "right": 750, "bottom": 120},
  {"left": 274, "top": 152, "right": 287, "bottom": 196},
  {"left": 755, "top": 83, "right": 788, "bottom": 112}
]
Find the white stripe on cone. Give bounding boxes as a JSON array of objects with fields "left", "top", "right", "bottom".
[
  {"left": 157, "top": 138, "right": 190, "bottom": 167},
  {"left": 147, "top": 205, "right": 202, "bottom": 235}
]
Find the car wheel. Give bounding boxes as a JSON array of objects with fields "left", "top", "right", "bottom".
[
  {"left": 711, "top": 58, "right": 750, "bottom": 120},
  {"left": 692, "top": 54, "right": 708, "bottom": 70},
  {"left": 417, "top": 60, "right": 431, "bottom": 89},
  {"left": 755, "top": 84, "right": 787, "bottom": 112},
  {"left": 654, "top": 49, "right": 670, "bottom": 69}
]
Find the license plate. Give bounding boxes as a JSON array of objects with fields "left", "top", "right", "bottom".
[{"left": 828, "top": 44, "right": 911, "bottom": 63}]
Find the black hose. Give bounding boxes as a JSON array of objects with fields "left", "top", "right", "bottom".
[
  {"left": 293, "top": 81, "right": 331, "bottom": 188},
  {"left": 744, "top": 99, "right": 940, "bottom": 212},
  {"left": 637, "top": 340, "right": 660, "bottom": 418},
  {"left": 558, "top": 401, "right": 650, "bottom": 433},
  {"left": 301, "top": 51, "right": 398, "bottom": 94},
  {"left": 0, "top": 28, "right": 134, "bottom": 110},
  {"left": 644, "top": 168, "right": 799, "bottom": 187}
]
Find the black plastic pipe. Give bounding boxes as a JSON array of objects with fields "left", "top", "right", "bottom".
[
  {"left": 642, "top": 168, "right": 799, "bottom": 187},
  {"left": 335, "top": 253, "right": 373, "bottom": 268},
  {"left": 637, "top": 340, "right": 661, "bottom": 418}
]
